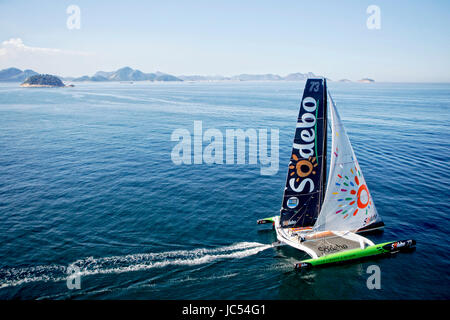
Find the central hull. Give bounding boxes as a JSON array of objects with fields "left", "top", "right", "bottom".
[
  {"left": 273, "top": 216, "right": 375, "bottom": 259},
  {"left": 267, "top": 216, "right": 415, "bottom": 268},
  {"left": 295, "top": 239, "right": 416, "bottom": 269}
]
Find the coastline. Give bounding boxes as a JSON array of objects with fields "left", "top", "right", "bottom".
[{"left": 20, "top": 83, "right": 72, "bottom": 88}]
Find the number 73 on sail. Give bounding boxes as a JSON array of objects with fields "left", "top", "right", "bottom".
[{"left": 257, "top": 78, "right": 415, "bottom": 269}]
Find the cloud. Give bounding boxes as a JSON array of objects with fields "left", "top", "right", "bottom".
[
  {"left": 0, "top": 38, "right": 90, "bottom": 57},
  {"left": 0, "top": 38, "right": 93, "bottom": 76}
]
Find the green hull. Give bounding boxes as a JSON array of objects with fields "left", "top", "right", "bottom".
[
  {"left": 295, "top": 239, "right": 415, "bottom": 269},
  {"left": 256, "top": 216, "right": 276, "bottom": 225}
]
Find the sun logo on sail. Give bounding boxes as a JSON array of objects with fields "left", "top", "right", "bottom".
[
  {"left": 333, "top": 165, "right": 372, "bottom": 219},
  {"left": 289, "top": 155, "right": 318, "bottom": 181}
]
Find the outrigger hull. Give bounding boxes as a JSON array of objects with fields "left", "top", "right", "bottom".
[
  {"left": 256, "top": 217, "right": 276, "bottom": 225},
  {"left": 295, "top": 239, "right": 416, "bottom": 269}
]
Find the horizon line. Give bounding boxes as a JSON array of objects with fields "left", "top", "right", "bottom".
[{"left": 2, "top": 66, "right": 449, "bottom": 84}]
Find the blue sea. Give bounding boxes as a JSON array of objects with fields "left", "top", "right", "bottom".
[{"left": 0, "top": 81, "right": 448, "bottom": 299}]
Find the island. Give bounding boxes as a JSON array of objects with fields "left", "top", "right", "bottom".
[
  {"left": 358, "top": 78, "right": 375, "bottom": 83},
  {"left": 20, "top": 74, "right": 70, "bottom": 87}
]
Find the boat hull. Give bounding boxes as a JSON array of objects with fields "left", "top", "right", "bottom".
[{"left": 295, "top": 239, "right": 416, "bottom": 269}]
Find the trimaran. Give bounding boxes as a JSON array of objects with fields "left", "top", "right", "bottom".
[{"left": 258, "top": 78, "right": 415, "bottom": 269}]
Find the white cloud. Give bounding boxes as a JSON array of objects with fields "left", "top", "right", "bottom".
[
  {"left": 0, "top": 38, "right": 94, "bottom": 76},
  {"left": 0, "top": 38, "right": 90, "bottom": 56}
]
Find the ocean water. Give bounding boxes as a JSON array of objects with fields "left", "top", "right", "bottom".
[{"left": 0, "top": 81, "right": 448, "bottom": 299}]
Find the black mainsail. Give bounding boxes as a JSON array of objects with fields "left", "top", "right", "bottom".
[{"left": 280, "top": 78, "right": 328, "bottom": 228}]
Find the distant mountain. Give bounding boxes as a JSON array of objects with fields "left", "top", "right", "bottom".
[
  {"left": 92, "top": 71, "right": 113, "bottom": 79},
  {"left": 339, "top": 79, "right": 352, "bottom": 82},
  {"left": 283, "top": 73, "right": 307, "bottom": 81},
  {"left": 71, "top": 75, "right": 90, "bottom": 82},
  {"left": 284, "top": 72, "right": 318, "bottom": 81},
  {"left": 74, "top": 67, "right": 182, "bottom": 82},
  {"left": 179, "top": 72, "right": 320, "bottom": 82},
  {"left": 231, "top": 74, "right": 283, "bottom": 81},
  {"left": 152, "top": 71, "right": 181, "bottom": 82},
  {"left": 91, "top": 75, "right": 109, "bottom": 82},
  {"left": 0, "top": 68, "right": 38, "bottom": 82},
  {"left": 358, "top": 78, "right": 375, "bottom": 83},
  {"left": 105, "top": 67, "right": 145, "bottom": 81},
  {"left": 178, "top": 75, "right": 231, "bottom": 81}
]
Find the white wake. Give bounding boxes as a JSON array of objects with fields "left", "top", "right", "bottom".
[{"left": 0, "top": 242, "right": 271, "bottom": 289}]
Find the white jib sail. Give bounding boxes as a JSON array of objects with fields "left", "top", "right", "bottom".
[{"left": 314, "top": 92, "right": 381, "bottom": 232}]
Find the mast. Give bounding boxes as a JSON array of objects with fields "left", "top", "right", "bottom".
[
  {"left": 279, "top": 78, "right": 328, "bottom": 228},
  {"left": 321, "top": 80, "right": 328, "bottom": 207}
]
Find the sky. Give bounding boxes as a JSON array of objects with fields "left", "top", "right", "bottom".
[{"left": 0, "top": 0, "right": 449, "bottom": 82}]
